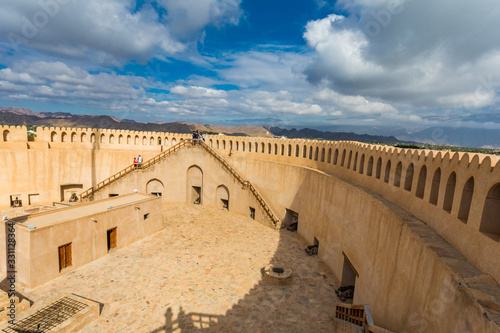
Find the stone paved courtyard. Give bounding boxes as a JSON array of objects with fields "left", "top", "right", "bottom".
[{"left": 7, "top": 204, "right": 341, "bottom": 332}]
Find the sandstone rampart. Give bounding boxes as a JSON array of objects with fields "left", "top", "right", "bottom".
[
  {"left": 1, "top": 125, "right": 499, "bottom": 282},
  {"left": 1, "top": 125, "right": 499, "bottom": 332}
]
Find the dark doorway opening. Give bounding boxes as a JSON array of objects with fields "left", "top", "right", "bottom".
[
  {"left": 192, "top": 186, "right": 201, "bottom": 204},
  {"left": 249, "top": 207, "right": 255, "bottom": 219},
  {"left": 338, "top": 252, "right": 358, "bottom": 303},
  {"left": 285, "top": 209, "right": 299, "bottom": 232},
  {"left": 107, "top": 228, "right": 117, "bottom": 252}
]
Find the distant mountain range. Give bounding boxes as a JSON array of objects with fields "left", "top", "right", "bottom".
[
  {"left": 401, "top": 127, "right": 500, "bottom": 149},
  {"left": 2, "top": 107, "right": 498, "bottom": 147},
  {"left": 0, "top": 107, "right": 192, "bottom": 133},
  {"left": 0, "top": 107, "right": 409, "bottom": 144},
  {"left": 266, "top": 127, "right": 406, "bottom": 143}
]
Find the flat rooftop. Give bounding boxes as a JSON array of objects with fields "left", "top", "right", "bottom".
[{"left": 14, "top": 193, "right": 155, "bottom": 228}]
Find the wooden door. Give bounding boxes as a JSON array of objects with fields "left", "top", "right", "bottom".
[
  {"left": 58, "top": 243, "right": 72, "bottom": 271},
  {"left": 108, "top": 228, "right": 117, "bottom": 251}
]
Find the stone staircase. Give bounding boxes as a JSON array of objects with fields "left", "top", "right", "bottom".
[{"left": 79, "top": 139, "right": 281, "bottom": 228}]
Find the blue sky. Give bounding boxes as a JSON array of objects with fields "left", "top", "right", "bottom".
[{"left": 0, "top": 0, "right": 499, "bottom": 135}]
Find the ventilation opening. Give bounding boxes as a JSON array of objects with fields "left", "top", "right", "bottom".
[
  {"left": 284, "top": 209, "right": 298, "bottom": 232},
  {"left": 192, "top": 186, "right": 201, "bottom": 205},
  {"left": 10, "top": 194, "right": 22, "bottom": 207},
  {"left": 458, "top": 177, "right": 474, "bottom": 224},
  {"left": 429, "top": 169, "right": 441, "bottom": 206},
  {"left": 109, "top": 194, "right": 119, "bottom": 197},
  {"left": 28, "top": 194, "right": 40, "bottom": 205},
  {"left": 338, "top": 253, "right": 358, "bottom": 303},
  {"left": 221, "top": 199, "right": 229, "bottom": 210},
  {"left": 480, "top": 183, "right": 500, "bottom": 241},
  {"left": 443, "top": 173, "right": 456, "bottom": 213},
  {"left": 107, "top": 228, "right": 117, "bottom": 252},
  {"left": 144, "top": 213, "right": 149, "bottom": 220},
  {"left": 249, "top": 207, "right": 255, "bottom": 219},
  {"left": 249, "top": 207, "right": 255, "bottom": 220}
]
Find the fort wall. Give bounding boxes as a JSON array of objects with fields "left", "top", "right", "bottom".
[
  {"left": 0, "top": 125, "right": 499, "bottom": 332},
  {"left": 1, "top": 125, "right": 27, "bottom": 143},
  {"left": 2, "top": 194, "right": 162, "bottom": 288},
  {"left": 1, "top": 125, "right": 498, "bottom": 282},
  {"left": 202, "top": 135, "right": 500, "bottom": 285},
  {"left": 228, "top": 156, "right": 497, "bottom": 332},
  {"left": 90, "top": 147, "right": 275, "bottom": 228}
]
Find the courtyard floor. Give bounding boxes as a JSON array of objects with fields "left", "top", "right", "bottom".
[{"left": 6, "top": 204, "right": 340, "bottom": 332}]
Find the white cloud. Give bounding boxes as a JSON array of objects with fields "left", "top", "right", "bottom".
[
  {"left": 170, "top": 85, "right": 228, "bottom": 98},
  {"left": 304, "top": 0, "right": 500, "bottom": 110},
  {"left": 0, "top": 0, "right": 242, "bottom": 63},
  {"left": 157, "top": 0, "right": 242, "bottom": 40},
  {"left": 242, "top": 90, "right": 323, "bottom": 116},
  {"left": 0, "top": 68, "right": 42, "bottom": 84},
  {"left": 314, "top": 88, "right": 397, "bottom": 114},
  {"left": 0, "top": 61, "right": 144, "bottom": 103},
  {"left": 213, "top": 49, "right": 312, "bottom": 90}
]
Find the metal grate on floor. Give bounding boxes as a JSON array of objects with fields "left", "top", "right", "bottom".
[{"left": 3, "top": 296, "right": 88, "bottom": 333}]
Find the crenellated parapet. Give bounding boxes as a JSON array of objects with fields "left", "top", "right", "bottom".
[
  {"left": 202, "top": 135, "right": 500, "bottom": 227},
  {"left": 34, "top": 126, "right": 191, "bottom": 147},
  {"left": 1, "top": 124, "right": 27, "bottom": 142},
  {"left": 2, "top": 126, "right": 499, "bottom": 279},
  {"left": 200, "top": 134, "right": 500, "bottom": 282}
]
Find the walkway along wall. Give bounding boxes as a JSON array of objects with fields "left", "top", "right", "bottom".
[
  {"left": 1, "top": 127, "right": 498, "bottom": 280},
  {"left": 199, "top": 135, "right": 500, "bottom": 287},
  {"left": 227, "top": 156, "right": 500, "bottom": 333},
  {"left": 1, "top": 126, "right": 500, "bottom": 331}
]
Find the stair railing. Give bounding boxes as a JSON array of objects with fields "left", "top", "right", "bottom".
[
  {"left": 79, "top": 140, "right": 188, "bottom": 200},
  {"left": 335, "top": 303, "right": 393, "bottom": 333},
  {"left": 198, "top": 141, "right": 280, "bottom": 228},
  {"left": 79, "top": 138, "right": 281, "bottom": 228}
]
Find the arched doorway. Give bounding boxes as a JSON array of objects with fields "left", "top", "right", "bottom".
[
  {"left": 216, "top": 185, "right": 229, "bottom": 210},
  {"left": 146, "top": 179, "right": 164, "bottom": 197},
  {"left": 187, "top": 165, "right": 203, "bottom": 205}
]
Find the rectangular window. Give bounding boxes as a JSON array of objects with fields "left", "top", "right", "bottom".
[
  {"left": 28, "top": 193, "right": 40, "bottom": 205},
  {"left": 10, "top": 194, "right": 22, "bottom": 208},
  {"left": 58, "top": 243, "right": 72, "bottom": 271},
  {"left": 109, "top": 194, "right": 119, "bottom": 197}
]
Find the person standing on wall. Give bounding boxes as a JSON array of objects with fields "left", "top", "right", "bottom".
[
  {"left": 137, "top": 155, "right": 143, "bottom": 168},
  {"left": 192, "top": 130, "right": 198, "bottom": 145},
  {"left": 133, "top": 157, "right": 137, "bottom": 168}
]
